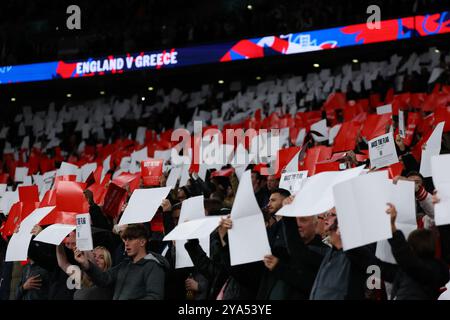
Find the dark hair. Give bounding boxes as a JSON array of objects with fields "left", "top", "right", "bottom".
[
  {"left": 172, "top": 202, "right": 182, "bottom": 211},
  {"left": 121, "top": 224, "right": 150, "bottom": 241},
  {"left": 406, "top": 171, "right": 424, "bottom": 180},
  {"left": 178, "top": 186, "right": 191, "bottom": 198},
  {"left": 270, "top": 188, "right": 291, "bottom": 198},
  {"left": 204, "top": 198, "right": 223, "bottom": 215},
  {"left": 251, "top": 170, "right": 267, "bottom": 182},
  {"left": 407, "top": 229, "right": 435, "bottom": 259},
  {"left": 210, "top": 191, "right": 225, "bottom": 202}
]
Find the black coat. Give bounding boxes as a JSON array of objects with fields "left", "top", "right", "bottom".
[
  {"left": 347, "top": 230, "right": 450, "bottom": 300},
  {"left": 257, "top": 217, "right": 328, "bottom": 299}
]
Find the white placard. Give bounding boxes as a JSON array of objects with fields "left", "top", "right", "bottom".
[
  {"left": 76, "top": 213, "right": 93, "bottom": 251},
  {"left": 228, "top": 170, "right": 271, "bottom": 265},
  {"left": 118, "top": 187, "right": 171, "bottom": 225},
  {"left": 34, "top": 224, "right": 76, "bottom": 245},
  {"left": 369, "top": 132, "right": 399, "bottom": 169},
  {"left": 276, "top": 166, "right": 365, "bottom": 217},
  {"left": 279, "top": 171, "right": 308, "bottom": 195},
  {"left": 5, "top": 206, "right": 55, "bottom": 262},
  {"left": 398, "top": 110, "right": 405, "bottom": 138},
  {"left": 376, "top": 104, "right": 393, "bottom": 115},
  {"left": 375, "top": 180, "right": 417, "bottom": 263},
  {"left": 431, "top": 154, "right": 450, "bottom": 226},
  {"left": 14, "top": 167, "right": 29, "bottom": 182},
  {"left": 311, "top": 119, "right": 329, "bottom": 142},
  {"left": 420, "top": 122, "right": 445, "bottom": 178},
  {"left": 333, "top": 171, "right": 392, "bottom": 251}
]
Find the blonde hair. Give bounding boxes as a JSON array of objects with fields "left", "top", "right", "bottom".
[
  {"left": 80, "top": 247, "right": 112, "bottom": 289},
  {"left": 94, "top": 246, "right": 112, "bottom": 271}
]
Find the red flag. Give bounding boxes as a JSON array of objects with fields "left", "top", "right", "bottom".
[
  {"left": 434, "top": 106, "right": 450, "bottom": 132},
  {"left": 87, "top": 183, "right": 108, "bottom": 206},
  {"left": 0, "top": 173, "right": 9, "bottom": 184},
  {"left": 410, "top": 93, "right": 426, "bottom": 109},
  {"left": 18, "top": 185, "right": 40, "bottom": 204},
  {"left": 403, "top": 112, "right": 422, "bottom": 146},
  {"left": 39, "top": 210, "right": 77, "bottom": 226},
  {"left": 141, "top": 159, "right": 163, "bottom": 187},
  {"left": 150, "top": 212, "right": 165, "bottom": 233},
  {"left": 388, "top": 162, "right": 404, "bottom": 179},
  {"left": 301, "top": 146, "right": 332, "bottom": 176},
  {"left": 2, "top": 202, "right": 23, "bottom": 239},
  {"left": 102, "top": 183, "right": 127, "bottom": 219},
  {"left": 332, "top": 121, "right": 360, "bottom": 152},
  {"left": 211, "top": 167, "right": 235, "bottom": 178},
  {"left": 55, "top": 181, "right": 89, "bottom": 213},
  {"left": 1, "top": 202, "right": 40, "bottom": 239},
  {"left": 39, "top": 189, "right": 57, "bottom": 208},
  {"left": 112, "top": 172, "right": 141, "bottom": 193},
  {"left": 361, "top": 114, "right": 392, "bottom": 141},
  {"left": 314, "top": 162, "right": 341, "bottom": 174},
  {"left": 274, "top": 146, "right": 301, "bottom": 177}
]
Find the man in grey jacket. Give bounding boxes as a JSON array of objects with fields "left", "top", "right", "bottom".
[{"left": 74, "top": 223, "right": 169, "bottom": 300}]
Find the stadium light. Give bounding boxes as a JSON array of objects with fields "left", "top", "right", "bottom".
[
  {"left": 148, "top": 86, "right": 154, "bottom": 91},
  {"left": 247, "top": 5, "right": 253, "bottom": 10},
  {"left": 256, "top": 76, "right": 262, "bottom": 80},
  {"left": 218, "top": 80, "right": 224, "bottom": 84},
  {"left": 11, "top": 97, "right": 16, "bottom": 102},
  {"left": 313, "top": 63, "right": 320, "bottom": 68},
  {"left": 66, "top": 93, "right": 72, "bottom": 98},
  {"left": 100, "top": 91, "right": 105, "bottom": 95},
  {"left": 352, "top": 59, "right": 359, "bottom": 63}
]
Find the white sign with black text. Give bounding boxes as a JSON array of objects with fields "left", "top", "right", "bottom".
[
  {"left": 76, "top": 213, "right": 93, "bottom": 251},
  {"left": 369, "top": 132, "right": 399, "bottom": 169}
]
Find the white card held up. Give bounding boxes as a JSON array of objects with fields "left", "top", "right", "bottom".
[
  {"left": 284, "top": 150, "right": 301, "bottom": 173},
  {"left": 369, "top": 132, "right": 399, "bottom": 169},
  {"left": 163, "top": 216, "right": 223, "bottom": 241},
  {"left": 136, "top": 126, "right": 147, "bottom": 145},
  {"left": 431, "top": 154, "right": 450, "bottom": 226},
  {"left": 228, "top": 214, "right": 271, "bottom": 266},
  {"left": 376, "top": 104, "right": 393, "bottom": 115},
  {"left": 81, "top": 163, "right": 97, "bottom": 183},
  {"left": 178, "top": 195, "right": 205, "bottom": 223},
  {"left": 118, "top": 187, "right": 171, "bottom": 225},
  {"left": 228, "top": 170, "right": 271, "bottom": 265},
  {"left": 57, "top": 162, "right": 79, "bottom": 177},
  {"left": 420, "top": 122, "right": 445, "bottom": 178},
  {"left": 5, "top": 206, "right": 55, "bottom": 262},
  {"left": 375, "top": 180, "right": 417, "bottom": 264},
  {"left": 277, "top": 166, "right": 365, "bottom": 217},
  {"left": 34, "top": 224, "right": 76, "bottom": 245},
  {"left": 279, "top": 171, "right": 308, "bottom": 195},
  {"left": 166, "top": 166, "right": 182, "bottom": 188},
  {"left": 14, "top": 167, "right": 29, "bottom": 182},
  {"left": 0, "top": 184, "right": 7, "bottom": 196},
  {"left": 398, "top": 110, "right": 406, "bottom": 138},
  {"left": 311, "top": 119, "right": 329, "bottom": 142},
  {"left": 0, "top": 191, "right": 19, "bottom": 215},
  {"left": 174, "top": 195, "right": 207, "bottom": 268},
  {"left": 230, "top": 170, "right": 261, "bottom": 220},
  {"left": 333, "top": 171, "right": 392, "bottom": 251},
  {"left": 329, "top": 124, "right": 342, "bottom": 145},
  {"left": 176, "top": 238, "right": 210, "bottom": 269},
  {"left": 76, "top": 213, "right": 93, "bottom": 251},
  {"left": 101, "top": 155, "right": 111, "bottom": 183}
]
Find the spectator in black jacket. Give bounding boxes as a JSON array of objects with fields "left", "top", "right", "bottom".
[
  {"left": 347, "top": 203, "right": 449, "bottom": 300},
  {"left": 263, "top": 195, "right": 329, "bottom": 299}
]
